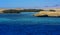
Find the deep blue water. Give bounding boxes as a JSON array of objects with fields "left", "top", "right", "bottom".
[{"left": 0, "top": 12, "right": 60, "bottom": 35}]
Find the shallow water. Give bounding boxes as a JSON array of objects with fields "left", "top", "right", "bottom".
[{"left": 0, "top": 12, "right": 60, "bottom": 35}]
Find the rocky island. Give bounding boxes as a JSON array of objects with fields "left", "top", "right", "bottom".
[
  {"left": 0, "top": 8, "right": 60, "bottom": 17},
  {"left": 0, "top": 8, "right": 44, "bottom": 13},
  {"left": 34, "top": 8, "right": 60, "bottom": 17}
]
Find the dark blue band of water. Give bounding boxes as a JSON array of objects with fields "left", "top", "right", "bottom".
[{"left": 0, "top": 12, "right": 60, "bottom": 35}]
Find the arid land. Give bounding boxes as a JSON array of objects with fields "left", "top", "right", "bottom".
[
  {"left": 0, "top": 8, "right": 60, "bottom": 17},
  {"left": 0, "top": 8, "right": 44, "bottom": 13},
  {"left": 34, "top": 8, "right": 60, "bottom": 17}
]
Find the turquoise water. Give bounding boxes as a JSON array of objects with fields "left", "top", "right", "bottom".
[{"left": 0, "top": 12, "right": 60, "bottom": 35}]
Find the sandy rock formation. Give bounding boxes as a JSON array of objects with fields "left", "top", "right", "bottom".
[{"left": 34, "top": 11, "right": 60, "bottom": 17}]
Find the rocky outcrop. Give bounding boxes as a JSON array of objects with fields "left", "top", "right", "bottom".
[{"left": 34, "top": 11, "right": 60, "bottom": 17}]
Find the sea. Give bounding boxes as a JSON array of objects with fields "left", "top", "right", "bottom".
[{"left": 0, "top": 12, "right": 60, "bottom": 35}]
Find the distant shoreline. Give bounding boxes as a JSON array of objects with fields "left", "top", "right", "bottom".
[
  {"left": 0, "top": 8, "right": 60, "bottom": 13},
  {"left": 0, "top": 8, "right": 44, "bottom": 13}
]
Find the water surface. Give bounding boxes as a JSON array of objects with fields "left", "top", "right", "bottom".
[{"left": 0, "top": 12, "right": 60, "bottom": 35}]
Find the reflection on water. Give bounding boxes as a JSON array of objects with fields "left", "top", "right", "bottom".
[{"left": 0, "top": 12, "right": 60, "bottom": 35}]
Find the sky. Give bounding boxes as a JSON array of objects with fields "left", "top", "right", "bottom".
[{"left": 0, "top": 0, "right": 60, "bottom": 8}]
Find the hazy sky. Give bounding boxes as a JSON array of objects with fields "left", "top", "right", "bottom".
[{"left": 0, "top": 0, "right": 60, "bottom": 8}]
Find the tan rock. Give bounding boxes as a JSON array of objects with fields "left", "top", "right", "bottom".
[{"left": 34, "top": 11, "right": 60, "bottom": 17}]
